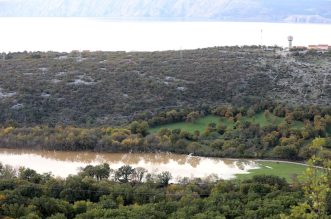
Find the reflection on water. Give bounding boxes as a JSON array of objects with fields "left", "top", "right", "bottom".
[{"left": 0, "top": 148, "right": 259, "bottom": 181}]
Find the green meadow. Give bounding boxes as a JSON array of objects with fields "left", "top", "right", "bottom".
[
  {"left": 236, "top": 161, "right": 307, "bottom": 182},
  {"left": 149, "top": 113, "right": 304, "bottom": 134}
]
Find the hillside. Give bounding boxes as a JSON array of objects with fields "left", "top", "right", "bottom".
[
  {"left": 0, "top": 0, "right": 331, "bottom": 23},
  {"left": 0, "top": 47, "right": 330, "bottom": 126}
]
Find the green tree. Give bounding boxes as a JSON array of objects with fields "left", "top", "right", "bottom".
[
  {"left": 129, "top": 121, "right": 140, "bottom": 134},
  {"left": 272, "top": 145, "right": 298, "bottom": 159},
  {"left": 0, "top": 163, "right": 17, "bottom": 179},
  {"left": 157, "top": 171, "right": 172, "bottom": 187},
  {"left": 19, "top": 168, "right": 43, "bottom": 183},
  {"left": 186, "top": 111, "right": 200, "bottom": 123},
  {"left": 94, "top": 163, "right": 111, "bottom": 181},
  {"left": 115, "top": 165, "right": 135, "bottom": 183},
  {"left": 129, "top": 121, "right": 149, "bottom": 136},
  {"left": 284, "top": 137, "right": 331, "bottom": 218}
]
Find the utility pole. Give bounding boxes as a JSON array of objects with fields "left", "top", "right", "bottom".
[{"left": 260, "top": 29, "right": 263, "bottom": 47}]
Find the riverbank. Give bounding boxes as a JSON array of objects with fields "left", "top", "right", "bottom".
[
  {"left": 0, "top": 147, "right": 309, "bottom": 182},
  {"left": 236, "top": 161, "right": 307, "bottom": 182}
]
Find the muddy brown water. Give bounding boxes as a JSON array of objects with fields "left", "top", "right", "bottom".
[{"left": 0, "top": 148, "right": 259, "bottom": 182}]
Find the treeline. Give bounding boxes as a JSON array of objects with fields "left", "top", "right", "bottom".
[
  {"left": 1, "top": 149, "right": 330, "bottom": 219},
  {"left": 0, "top": 105, "right": 330, "bottom": 161},
  {"left": 0, "top": 163, "right": 301, "bottom": 218},
  {"left": 146, "top": 103, "right": 331, "bottom": 126}
]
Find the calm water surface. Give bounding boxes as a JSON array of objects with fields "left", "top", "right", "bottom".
[
  {"left": 0, "top": 148, "right": 259, "bottom": 181},
  {"left": 0, "top": 18, "right": 331, "bottom": 52}
]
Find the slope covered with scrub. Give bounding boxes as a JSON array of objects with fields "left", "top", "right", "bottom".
[{"left": 0, "top": 47, "right": 330, "bottom": 125}]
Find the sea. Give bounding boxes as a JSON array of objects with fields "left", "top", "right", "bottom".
[{"left": 0, "top": 17, "right": 331, "bottom": 52}]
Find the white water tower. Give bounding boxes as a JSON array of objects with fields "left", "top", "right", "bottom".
[{"left": 288, "top": 36, "right": 293, "bottom": 49}]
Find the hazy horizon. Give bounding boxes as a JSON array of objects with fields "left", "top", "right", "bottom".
[
  {"left": 1, "top": 18, "right": 331, "bottom": 53},
  {"left": 1, "top": 0, "right": 331, "bottom": 23}
]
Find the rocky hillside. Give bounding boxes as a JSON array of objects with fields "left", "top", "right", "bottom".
[
  {"left": 1, "top": 0, "right": 331, "bottom": 23},
  {"left": 0, "top": 47, "right": 330, "bottom": 126}
]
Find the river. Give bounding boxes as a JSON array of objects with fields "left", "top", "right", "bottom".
[
  {"left": 0, "top": 148, "right": 260, "bottom": 181},
  {"left": 1, "top": 18, "right": 331, "bottom": 52}
]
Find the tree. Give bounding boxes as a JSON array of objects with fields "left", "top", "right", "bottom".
[
  {"left": 166, "top": 110, "right": 179, "bottom": 122},
  {"left": 31, "top": 196, "right": 73, "bottom": 218},
  {"left": 186, "top": 142, "right": 201, "bottom": 154},
  {"left": 264, "top": 110, "right": 271, "bottom": 121},
  {"left": 158, "top": 128, "right": 171, "bottom": 137},
  {"left": 80, "top": 164, "right": 111, "bottom": 181},
  {"left": 314, "top": 115, "right": 326, "bottom": 134},
  {"left": 0, "top": 163, "right": 17, "bottom": 179},
  {"left": 261, "top": 131, "right": 279, "bottom": 149},
  {"left": 301, "top": 123, "right": 316, "bottom": 140},
  {"left": 285, "top": 113, "right": 294, "bottom": 124},
  {"left": 60, "top": 176, "right": 93, "bottom": 203},
  {"left": 284, "top": 137, "right": 331, "bottom": 218},
  {"left": 1, "top": 203, "right": 37, "bottom": 219},
  {"left": 132, "top": 167, "right": 147, "bottom": 183},
  {"left": 170, "top": 129, "right": 181, "bottom": 146},
  {"left": 94, "top": 163, "right": 111, "bottom": 181},
  {"left": 19, "top": 168, "right": 43, "bottom": 183},
  {"left": 80, "top": 165, "right": 95, "bottom": 178},
  {"left": 278, "top": 122, "right": 290, "bottom": 136},
  {"left": 157, "top": 171, "right": 172, "bottom": 187},
  {"left": 186, "top": 111, "right": 200, "bottom": 123},
  {"left": 137, "top": 121, "right": 149, "bottom": 136},
  {"left": 129, "top": 121, "right": 149, "bottom": 136},
  {"left": 115, "top": 165, "right": 135, "bottom": 183},
  {"left": 210, "top": 139, "right": 224, "bottom": 150},
  {"left": 73, "top": 200, "right": 94, "bottom": 215},
  {"left": 129, "top": 121, "right": 140, "bottom": 134},
  {"left": 272, "top": 145, "right": 298, "bottom": 159}
]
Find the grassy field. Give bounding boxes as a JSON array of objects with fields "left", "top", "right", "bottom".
[
  {"left": 236, "top": 161, "right": 307, "bottom": 182},
  {"left": 240, "top": 113, "right": 304, "bottom": 129},
  {"left": 149, "top": 113, "right": 304, "bottom": 134}
]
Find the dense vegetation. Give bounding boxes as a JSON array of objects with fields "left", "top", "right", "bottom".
[
  {"left": 0, "top": 47, "right": 331, "bottom": 218},
  {"left": 0, "top": 47, "right": 330, "bottom": 126},
  {"left": 1, "top": 139, "right": 330, "bottom": 219},
  {"left": 1, "top": 104, "right": 330, "bottom": 161},
  {"left": 0, "top": 163, "right": 302, "bottom": 219}
]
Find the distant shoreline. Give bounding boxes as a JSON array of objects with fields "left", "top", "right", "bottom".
[
  {"left": 1, "top": 20, "right": 331, "bottom": 53},
  {"left": 1, "top": 16, "right": 331, "bottom": 25}
]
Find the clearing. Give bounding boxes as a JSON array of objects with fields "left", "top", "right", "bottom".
[
  {"left": 236, "top": 161, "right": 307, "bottom": 182},
  {"left": 149, "top": 113, "right": 304, "bottom": 134}
]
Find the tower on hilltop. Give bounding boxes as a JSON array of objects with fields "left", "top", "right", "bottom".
[{"left": 288, "top": 36, "right": 293, "bottom": 49}]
